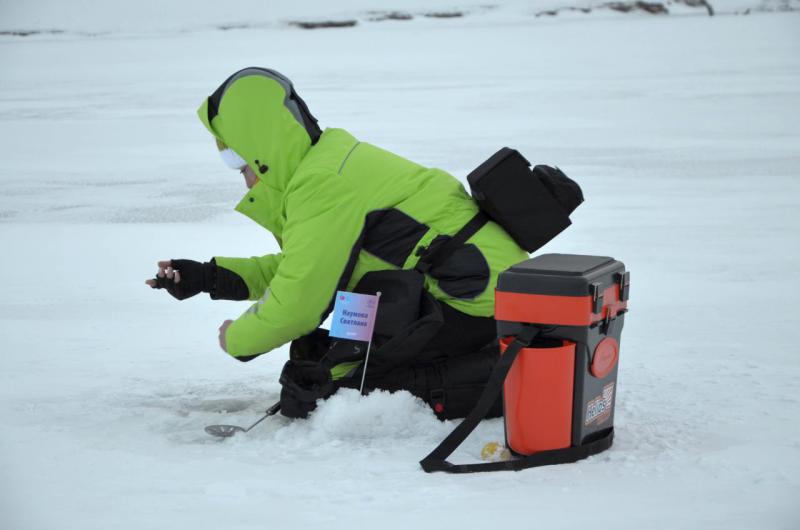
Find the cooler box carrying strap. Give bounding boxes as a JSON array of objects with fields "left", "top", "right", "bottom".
[{"left": 419, "top": 325, "right": 613, "bottom": 473}]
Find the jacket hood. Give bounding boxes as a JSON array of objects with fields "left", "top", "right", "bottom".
[{"left": 197, "top": 67, "right": 321, "bottom": 194}]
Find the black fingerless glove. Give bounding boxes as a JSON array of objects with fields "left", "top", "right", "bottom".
[
  {"left": 150, "top": 259, "right": 214, "bottom": 300},
  {"left": 150, "top": 259, "right": 248, "bottom": 301},
  {"left": 210, "top": 260, "right": 249, "bottom": 301}
]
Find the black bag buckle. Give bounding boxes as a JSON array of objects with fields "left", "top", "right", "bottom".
[{"left": 414, "top": 245, "right": 432, "bottom": 274}]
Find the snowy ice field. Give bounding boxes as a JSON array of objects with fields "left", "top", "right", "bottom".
[{"left": 1, "top": 1, "right": 799, "bottom": 529}]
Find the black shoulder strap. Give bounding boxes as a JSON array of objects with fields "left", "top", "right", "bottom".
[
  {"left": 415, "top": 211, "right": 489, "bottom": 273},
  {"left": 420, "top": 325, "right": 614, "bottom": 473}
]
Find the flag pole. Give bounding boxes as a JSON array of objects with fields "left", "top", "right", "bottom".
[{"left": 359, "top": 291, "right": 381, "bottom": 396}]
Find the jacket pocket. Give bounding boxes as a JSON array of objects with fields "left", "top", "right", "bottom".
[{"left": 425, "top": 235, "right": 490, "bottom": 300}]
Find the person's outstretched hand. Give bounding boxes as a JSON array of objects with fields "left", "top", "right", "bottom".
[
  {"left": 218, "top": 320, "right": 233, "bottom": 352},
  {"left": 145, "top": 259, "right": 211, "bottom": 300}
]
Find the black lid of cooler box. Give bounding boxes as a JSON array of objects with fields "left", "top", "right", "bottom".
[
  {"left": 498, "top": 253, "right": 624, "bottom": 296},
  {"left": 510, "top": 254, "right": 614, "bottom": 276}
]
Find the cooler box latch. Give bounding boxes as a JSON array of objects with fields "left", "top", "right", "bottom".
[
  {"left": 590, "top": 282, "right": 604, "bottom": 313},
  {"left": 617, "top": 271, "right": 630, "bottom": 302}
]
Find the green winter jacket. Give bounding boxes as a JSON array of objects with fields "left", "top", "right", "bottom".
[{"left": 198, "top": 69, "right": 527, "bottom": 361}]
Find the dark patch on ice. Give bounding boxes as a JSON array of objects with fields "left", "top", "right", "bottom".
[
  {"left": 48, "top": 204, "right": 91, "bottom": 212},
  {"left": 217, "top": 23, "right": 251, "bottom": 31},
  {"left": 536, "top": 2, "right": 719, "bottom": 17},
  {"left": 536, "top": 7, "right": 592, "bottom": 17},
  {"left": 423, "top": 11, "right": 465, "bottom": 18},
  {"left": 289, "top": 20, "right": 358, "bottom": 30},
  {"left": 367, "top": 11, "right": 414, "bottom": 22},
  {"left": 0, "top": 28, "right": 108, "bottom": 39},
  {"left": 733, "top": 0, "right": 798, "bottom": 15},
  {"left": 0, "top": 29, "right": 65, "bottom": 37},
  {"left": 537, "top": 2, "right": 672, "bottom": 17},
  {"left": 288, "top": 10, "right": 473, "bottom": 30},
  {"left": 605, "top": 2, "right": 669, "bottom": 14},
  {"left": 675, "top": 0, "right": 714, "bottom": 16}
]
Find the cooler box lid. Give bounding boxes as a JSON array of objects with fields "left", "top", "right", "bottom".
[
  {"left": 497, "top": 254, "right": 624, "bottom": 297},
  {"left": 497, "top": 254, "right": 629, "bottom": 336}
]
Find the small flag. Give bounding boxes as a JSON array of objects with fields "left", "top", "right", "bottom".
[{"left": 329, "top": 290, "right": 380, "bottom": 342}]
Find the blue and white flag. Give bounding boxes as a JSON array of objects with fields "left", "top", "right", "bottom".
[{"left": 329, "top": 290, "right": 380, "bottom": 342}]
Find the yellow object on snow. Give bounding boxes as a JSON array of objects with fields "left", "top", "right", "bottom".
[{"left": 480, "top": 441, "right": 512, "bottom": 462}]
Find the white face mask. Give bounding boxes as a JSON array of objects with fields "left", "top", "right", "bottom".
[{"left": 219, "top": 147, "right": 247, "bottom": 169}]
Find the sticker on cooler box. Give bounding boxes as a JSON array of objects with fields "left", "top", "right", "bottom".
[{"left": 585, "top": 382, "right": 615, "bottom": 426}]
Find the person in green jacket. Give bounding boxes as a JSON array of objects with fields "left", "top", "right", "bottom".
[{"left": 147, "top": 67, "right": 528, "bottom": 418}]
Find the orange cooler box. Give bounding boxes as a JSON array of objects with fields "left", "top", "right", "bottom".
[{"left": 496, "top": 254, "right": 629, "bottom": 455}]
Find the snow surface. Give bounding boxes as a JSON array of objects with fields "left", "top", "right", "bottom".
[{"left": 1, "top": 2, "right": 799, "bottom": 529}]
